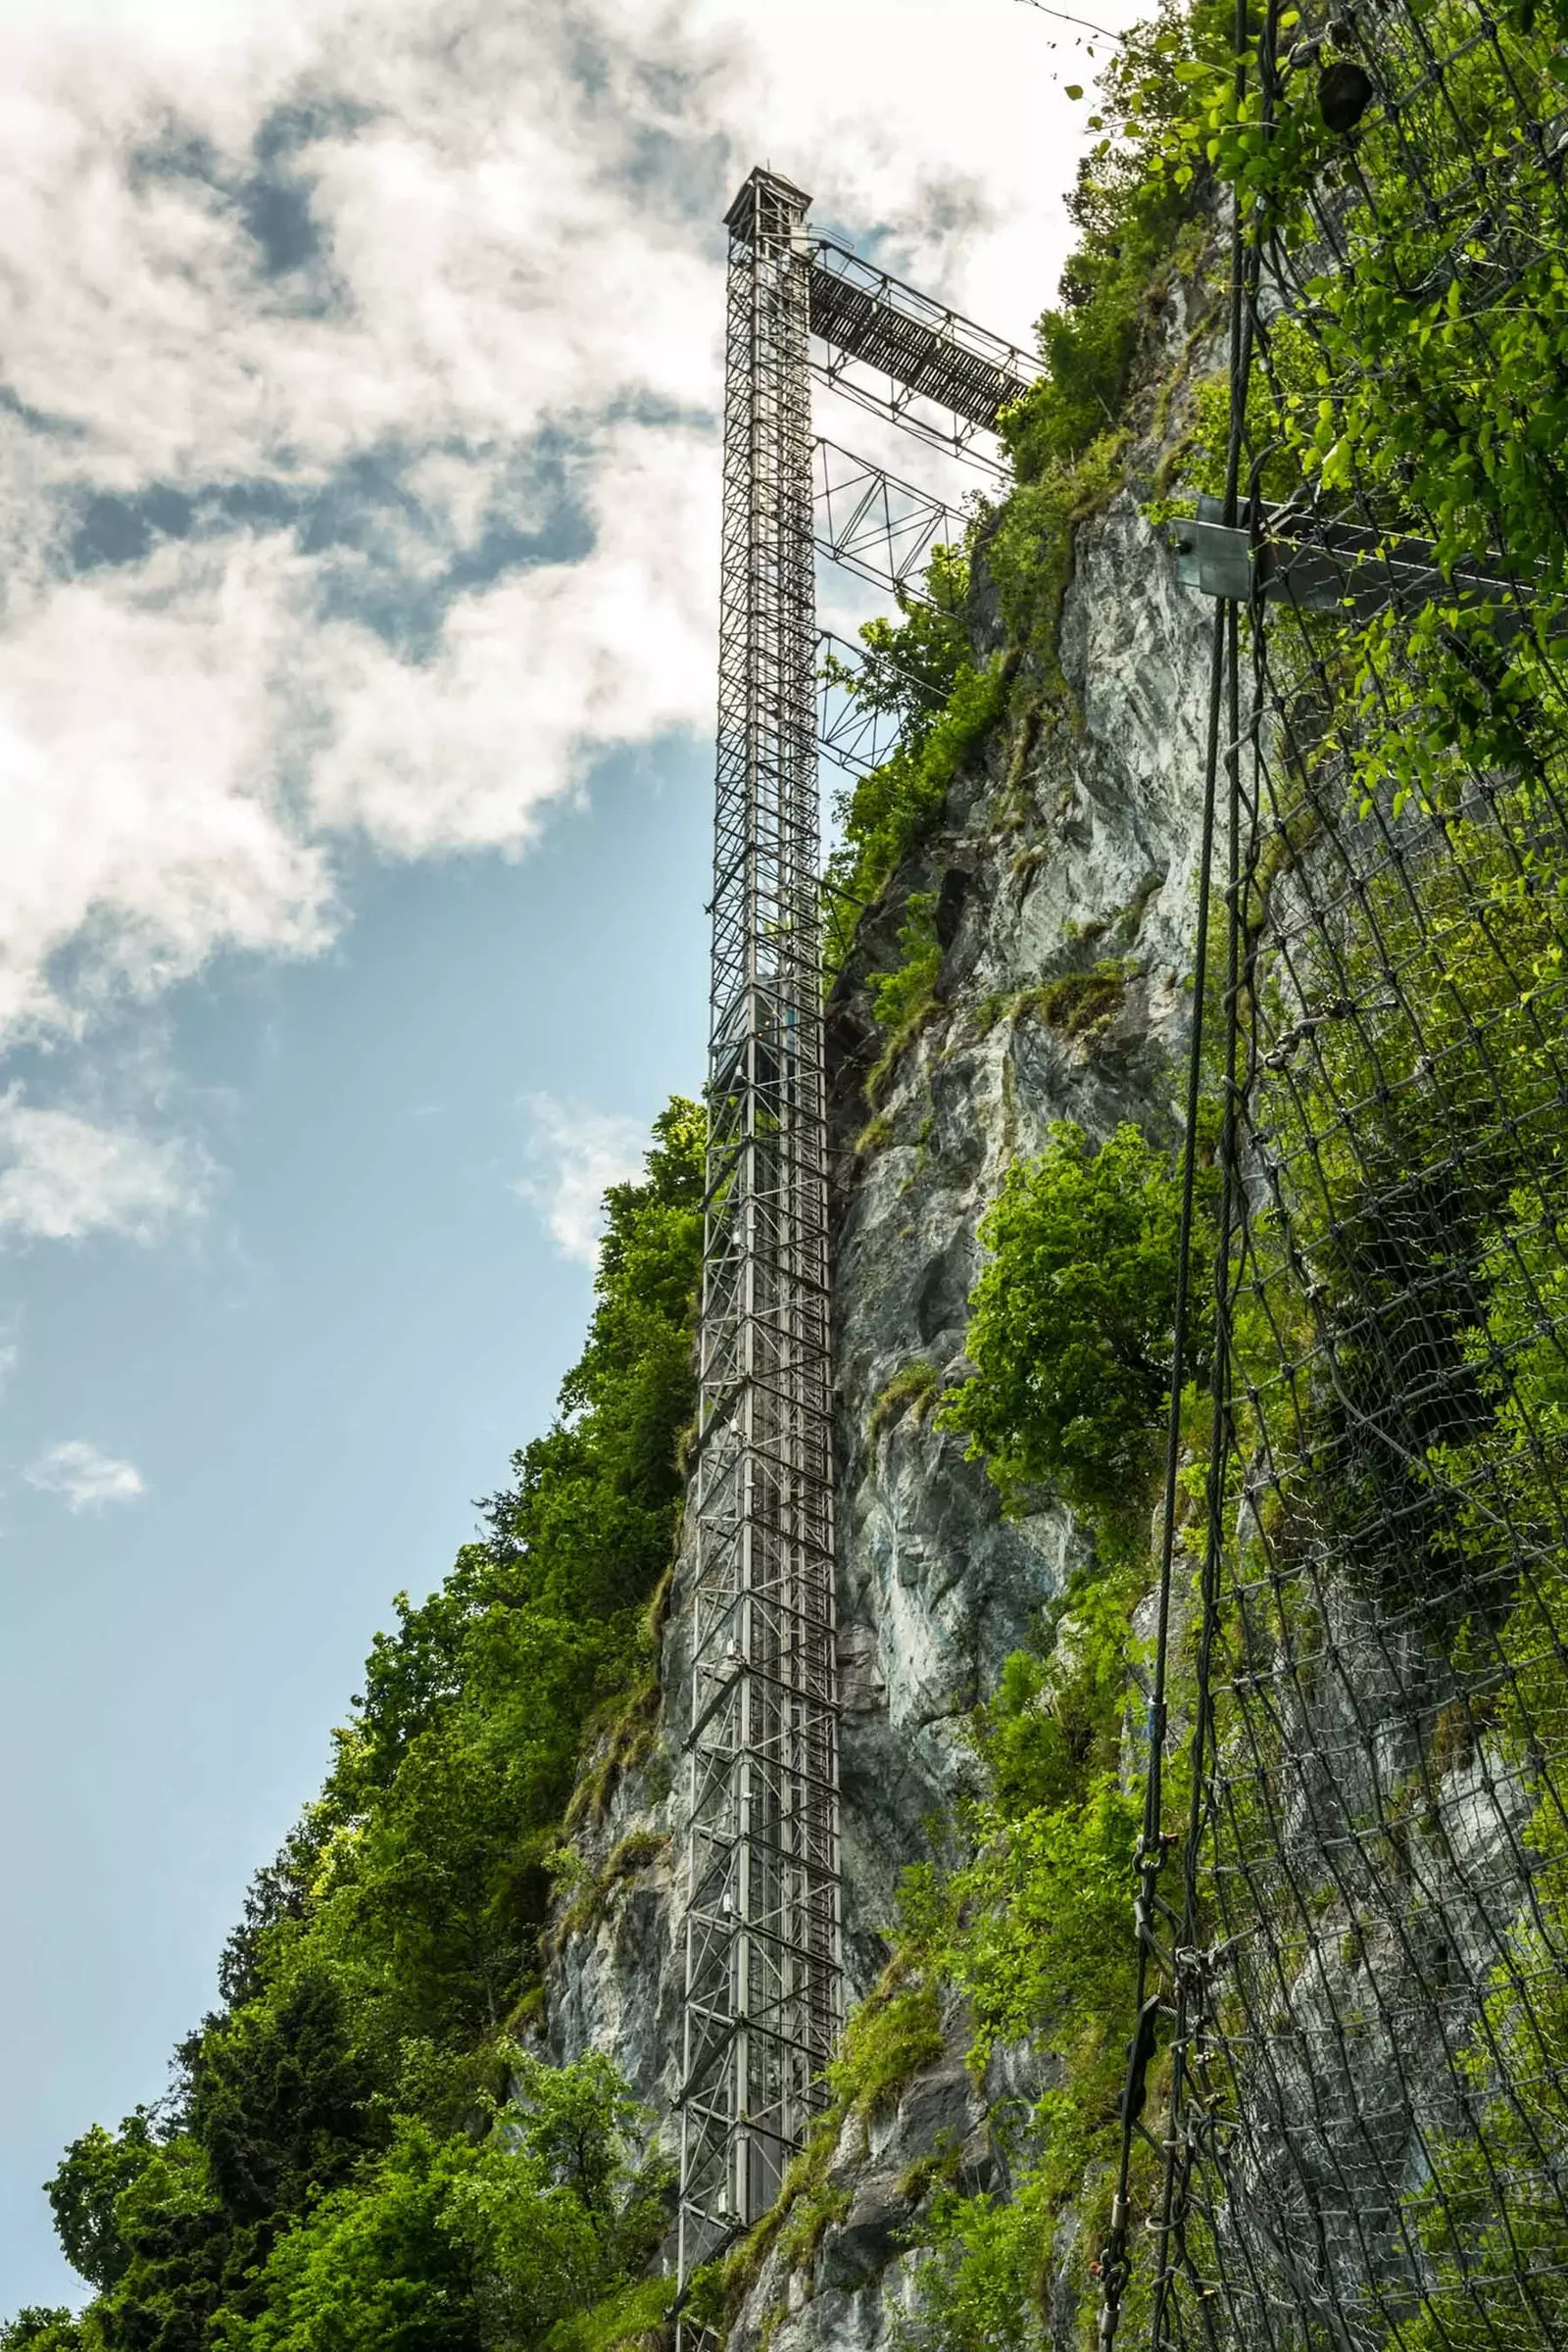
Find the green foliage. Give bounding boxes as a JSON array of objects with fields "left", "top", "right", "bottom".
[
  {"left": 24, "top": 1104, "right": 703, "bottom": 2352},
  {"left": 889, "top": 1558, "right": 1151, "bottom": 2347},
  {"left": 828, "top": 547, "right": 973, "bottom": 747},
  {"left": 1238, "top": 811, "right": 1568, "bottom": 1620},
  {"left": 1027, "top": 957, "right": 1132, "bottom": 1044},
  {"left": 943, "top": 1121, "right": 1206, "bottom": 1534},
  {"left": 825, "top": 1977, "right": 944, "bottom": 2122},
  {"left": 933, "top": 1775, "right": 1139, "bottom": 2065},
  {"left": 216, "top": 2124, "right": 482, "bottom": 2352},
  {"left": 544, "top": 2274, "right": 674, "bottom": 2352},
  {"left": 900, "top": 2174, "right": 1053, "bottom": 2352},
  {"left": 983, "top": 1583, "right": 1134, "bottom": 1819},
  {"left": 220, "top": 2058, "right": 663, "bottom": 2352},
  {"left": 91, "top": 2133, "right": 230, "bottom": 2352},
  {"left": 868, "top": 1359, "right": 941, "bottom": 1442},
  {"left": 972, "top": 0, "right": 1236, "bottom": 708},
  {"left": 870, "top": 893, "right": 943, "bottom": 1040},
  {"left": 186, "top": 1970, "right": 379, "bottom": 2232},
  {"left": 984, "top": 435, "right": 1126, "bottom": 683},
  {"left": 48, "top": 2115, "right": 158, "bottom": 2294},
  {"left": 826, "top": 654, "right": 1006, "bottom": 969},
  {"left": 557, "top": 1831, "right": 668, "bottom": 1944},
  {"left": 1, "top": 2318, "right": 87, "bottom": 2352},
  {"left": 883, "top": 1103, "right": 1206, "bottom": 2343},
  {"left": 1168, "top": 0, "right": 1568, "bottom": 817},
  {"left": 999, "top": 1, "right": 1227, "bottom": 484}
]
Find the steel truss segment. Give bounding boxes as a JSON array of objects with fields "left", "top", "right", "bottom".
[
  {"left": 808, "top": 238, "right": 1032, "bottom": 418},
  {"left": 807, "top": 238, "right": 1035, "bottom": 472},
  {"left": 812, "top": 438, "right": 967, "bottom": 603},
  {"left": 676, "top": 167, "right": 843, "bottom": 2333},
  {"left": 816, "top": 628, "right": 952, "bottom": 778}
]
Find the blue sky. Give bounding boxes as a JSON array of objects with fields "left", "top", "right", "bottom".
[
  {"left": 0, "top": 747, "right": 713, "bottom": 2305},
  {"left": 0, "top": 0, "right": 1126, "bottom": 2307}
]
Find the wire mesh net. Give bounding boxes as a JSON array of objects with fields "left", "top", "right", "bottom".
[{"left": 1143, "top": 0, "right": 1568, "bottom": 2343}]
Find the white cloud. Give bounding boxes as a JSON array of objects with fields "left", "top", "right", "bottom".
[
  {"left": 25, "top": 1438, "right": 146, "bottom": 1511},
  {"left": 0, "top": 1089, "right": 211, "bottom": 1241},
  {"left": 0, "top": 536, "right": 333, "bottom": 1037},
  {"left": 0, "top": 0, "right": 1140, "bottom": 1133},
  {"left": 306, "top": 419, "right": 715, "bottom": 855},
  {"left": 518, "top": 1093, "right": 647, "bottom": 1264}
]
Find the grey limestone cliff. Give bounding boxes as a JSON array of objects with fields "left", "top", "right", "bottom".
[{"left": 540, "top": 278, "right": 1222, "bottom": 2346}]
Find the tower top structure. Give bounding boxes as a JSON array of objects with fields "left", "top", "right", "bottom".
[{"left": 723, "top": 166, "right": 811, "bottom": 236}]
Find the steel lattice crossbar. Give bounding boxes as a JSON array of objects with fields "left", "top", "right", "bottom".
[
  {"left": 677, "top": 169, "right": 843, "bottom": 2314},
  {"left": 812, "top": 439, "right": 965, "bottom": 604},
  {"left": 815, "top": 629, "right": 952, "bottom": 779}
]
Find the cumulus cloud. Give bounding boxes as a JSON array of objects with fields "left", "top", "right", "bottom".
[
  {"left": 25, "top": 1438, "right": 147, "bottom": 1511},
  {"left": 307, "top": 419, "right": 715, "bottom": 854},
  {"left": 0, "top": 536, "right": 333, "bottom": 1036},
  {"left": 0, "top": 1089, "right": 211, "bottom": 1241},
  {"left": 0, "top": 0, "right": 1133, "bottom": 1140},
  {"left": 517, "top": 1093, "right": 647, "bottom": 1264}
]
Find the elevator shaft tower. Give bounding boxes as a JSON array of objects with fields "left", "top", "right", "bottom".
[
  {"left": 678, "top": 168, "right": 840, "bottom": 2287},
  {"left": 677, "top": 170, "right": 1033, "bottom": 2314}
]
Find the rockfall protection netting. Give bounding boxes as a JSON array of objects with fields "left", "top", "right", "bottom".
[{"left": 1103, "top": 0, "right": 1568, "bottom": 2344}]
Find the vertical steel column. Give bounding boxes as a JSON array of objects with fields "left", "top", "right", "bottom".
[{"left": 676, "top": 168, "right": 842, "bottom": 2315}]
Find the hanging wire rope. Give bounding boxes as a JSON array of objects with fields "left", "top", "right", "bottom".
[{"left": 1096, "top": 0, "right": 1568, "bottom": 2341}]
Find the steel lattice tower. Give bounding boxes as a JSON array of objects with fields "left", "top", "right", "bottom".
[{"left": 676, "top": 168, "right": 842, "bottom": 2302}]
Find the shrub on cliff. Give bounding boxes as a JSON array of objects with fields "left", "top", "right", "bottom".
[{"left": 943, "top": 1120, "right": 1207, "bottom": 1534}]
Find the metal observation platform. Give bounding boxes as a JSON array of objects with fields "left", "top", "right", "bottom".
[{"left": 674, "top": 168, "right": 1031, "bottom": 2328}]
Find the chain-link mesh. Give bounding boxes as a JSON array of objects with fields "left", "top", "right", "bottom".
[{"left": 1139, "top": 1, "right": 1568, "bottom": 2343}]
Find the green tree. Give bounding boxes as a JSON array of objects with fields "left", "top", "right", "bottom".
[
  {"left": 224, "top": 2057, "right": 663, "bottom": 2352},
  {"left": 94, "top": 2138, "right": 229, "bottom": 2352},
  {"left": 943, "top": 1120, "right": 1204, "bottom": 1529},
  {"left": 48, "top": 2114, "right": 158, "bottom": 2293},
  {"left": 823, "top": 546, "right": 972, "bottom": 758},
  {"left": 184, "top": 1969, "right": 378, "bottom": 2230},
  {"left": 1, "top": 2315, "right": 88, "bottom": 2351},
  {"left": 217, "top": 2124, "right": 482, "bottom": 2352}
]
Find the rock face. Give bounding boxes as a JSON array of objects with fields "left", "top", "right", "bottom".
[
  {"left": 825, "top": 476, "right": 1215, "bottom": 1996},
  {"left": 534, "top": 249, "right": 1568, "bottom": 2350},
  {"left": 542, "top": 287, "right": 1222, "bottom": 2344},
  {"left": 716, "top": 2035, "right": 997, "bottom": 2352}
]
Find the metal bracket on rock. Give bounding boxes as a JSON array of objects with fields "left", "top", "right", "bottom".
[{"left": 1171, "top": 494, "right": 1535, "bottom": 633}]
